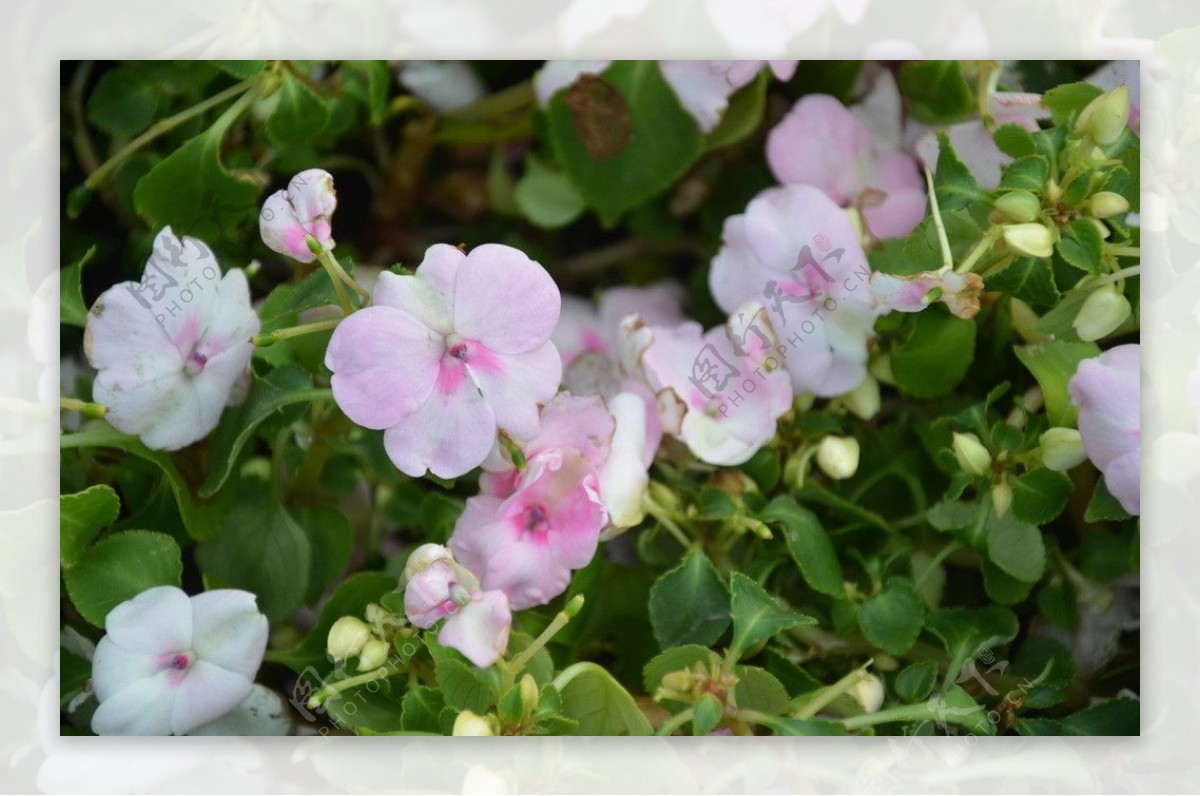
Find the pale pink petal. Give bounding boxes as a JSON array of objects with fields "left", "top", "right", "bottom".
[
  {"left": 169, "top": 659, "right": 255, "bottom": 735},
  {"left": 482, "top": 541, "right": 572, "bottom": 610},
  {"left": 599, "top": 391, "right": 650, "bottom": 527},
  {"left": 659, "top": 60, "right": 750, "bottom": 133},
  {"left": 467, "top": 341, "right": 563, "bottom": 442},
  {"left": 405, "top": 559, "right": 461, "bottom": 628},
  {"left": 90, "top": 670, "right": 177, "bottom": 736},
  {"left": 439, "top": 591, "right": 512, "bottom": 668},
  {"left": 1103, "top": 450, "right": 1141, "bottom": 515},
  {"left": 103, "top": 585, "right": 192, "bottom": 654},
  {"left": 448, "top": 495, "right": 507, "bottom": 581},
  {"left": 851, "top": 67, "right": 904, "bottom": 150},
  {"left": 768, "top": 60, "right": 798, "bottom": 81},
  {"left": 372, "top": 260, "right": 456, "bottom": 337},
  {"left": 326, "top": 306, "right": 443, "bottom": 430},
  {"left": 534, "top": 60, "right": 612, "bottom": 106},
  {"left": 597, "top": 281, "right": 687, "bottom": 337},
  {"left": 861, "top": 150, "right": 926, "bottom": 239},
  {"left": 526, "top": 393, "right": 613, "bottom": 469},
  {"left": 453, "top": 244, "right": 561, "bottom": 355},
  {"left": 1069, "top": 345, "right": 1141, "bottom": 470},
  {"left": 552, "top": 295, "right": 608, "bottom": 365},
  {"left": 188, "top": 590, "right": 268, "bottom": 681},
  {"left": 260, "top": 190, "right": 314, "bottom": 262},
  {"left": 382, "top": 376, "right": 498, "bottom": 478},
  {"left": 767, "top": 94, "right": 873, "bottom": 203}
]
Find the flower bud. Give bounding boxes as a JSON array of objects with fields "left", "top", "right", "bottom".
[
  {"left": 842, "top": 376, "right": 881, "bottom": 420},
  {"left": 991, "top": 480, "right": 1013, "bottom": 519},
  {"left": 327, "top": 616, "right": 371, "bottom": 662},
  {"left": 817, "top": 436, "right": 860, "bottom": 480},
  {"left": 1040, "top": 427, "right": 1087, "bottom": 471},
  {"left": 452, "top": 709, "right": 497, "bottom": 736},
  {"left": 1009, "top": 297, "right": 1049, "bottom": 344},
  {"left": 1073, "top": 285, "right": 1131, "bottom": 341},
  {"left": 850, "top": 673, "right": 885, "bottom": 714},
  {"left": 403, "top": 543, "right": 455, "bottom": 582},
  {"left": 994, "top": 191, "right": 1041, "bottom": 223},
  {"left": 1075, "top": 85, "right": 1130, "bottom": 146},
  {"left": 357, "top": 637, "right": 390, "bottom": 672},
  {"left": 520, "top": 674, "right": 540, "bottom": 717},
  {"left": 259, "top": 168, "right": 337, "bottom": 264},
  {"left": 952, "top": 432, "right": 992, "bottom": 477},
  {"left": 1086, "top": 191, "right": 1130, "bottom": 219},
  {"left": 1003, "top": 223, "right": 1055, "bottom": 258},
  {"left": 660, "top": 670, "right": 694, "bottom": 695}
]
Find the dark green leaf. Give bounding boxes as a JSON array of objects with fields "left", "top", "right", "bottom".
[
  {"left": 293, "top": 505, "right": 353, "bottom": 603},
  {"left": 925, "top": 606, "right": 1020, "bottom": 691},
  {"left": 890, "top": 307, "right": 977, "bottom": 398},
  {"left": 427, "top": 638, "right": 502, "bottom": 713},
  {"left": 1011, "top": 468, "right": 1072, "bottom": 524},
  {"left": 215, "top": 60, "right": 268, "bottom": 79},
  {"left": 705, "top": 69, "right": 768, "bottom": 150},
  {"left": 270, "top": 571, "right": 396, "bottom": 672},
  {"left": 554, "top": 662, "right": 653, "bottom": 735},
  {"left": 998, "top": 155, "right": 1049, "bottom": 192},
  {"left": 982, "top": 558, "right": 1036, "bottom": 605},
  {"left": 514, "top": 154, "right": 586, "bottom": 229},
  {"left": 1041, "top": 81, "right": 1103, "bottom": 127},
  {"left": 400, "top": 685, "right": 445, "bottom": 734},
  {"left": 986, "top": 512, "right": 1046, "bottom": 582},
  {"left": 898, "top": 61, "right": 976, "bottom": 124},
  {"left": 732, "top": 666, "right": 790, "bottom": 716},
  {"left": 87, "top": 68, "right": 159, "bottom": 137},
  {"left": 762, "top": 496, "right": 844, "bottom": 598},
  {"left": 60, "top": 247, "right": 96, "bottom": 328},
  {"left": 1085, "top": 477, "right": 1133, "bottom": 522},
  {"left": 266, "top": 72, "right": 332, "bottom": 145},
  {"left": 932, "top": 132, "right": 984, "bottom": 210},
  {"left": 695, "top": 487, "right": 738, "bottom": 520},
  {"left": 692, "top": 693, "right": 723, "bottom": 735},
  {"left": 642, "top": 644, "right": 717, "bottom": 694},
  {"left": 728, "top": 572, "right": 815, "bottom": 660},
  {"left": 1056, "top": 219, "right": 1105, "bottom": 274},
  {"left": 992, "top": 124, "right": 1037, "bottom": 158},
  {"left": 894, "top": 661, "right": 938, "bottom": 703},
  {"left": 648, "top": 548, "right": 731, "bottom": 649},
  {"left": 985, "top": 256, "right": 1058, "bottom": 311},
  {"left": 927, "top": 499, "right": 978, "bottom": 532},
  {"left": 1014, "top": 340, "right": 1100, "bottom": 426},
  {"left": 757, "top": 716, "right": 846, "bottom": 736},
  {"left": 64, "top": 531, "right": 183, "bottom": 627},
  {"left": 60, "top": 484, "right": 120, "bottom": 568},
  {"left": 857, "top": 580, "right": 926, "bottom": 656},
  {"left": 1060, "top": 697, "right": 1139, "bottom": 735}
]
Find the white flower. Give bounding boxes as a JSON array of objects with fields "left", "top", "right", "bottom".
[
  {"left": 91, "top": 586, "right": 268, "bottom": 736},
  {"left": 84, "top": 228, "right": 259, "bottom": 450}
]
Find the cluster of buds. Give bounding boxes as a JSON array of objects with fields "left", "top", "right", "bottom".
[
  {"left": 952, "top": 432, "right": 1016, "bottom": 518},
  {"left": 326, "top": 602, "right": 410, "bottom": 673},
  {"left": 655, "top": 659, "right": 738, "bottom": 711},
  {"left": 451, "top": 673, "right": 546, "bottom": 736}
]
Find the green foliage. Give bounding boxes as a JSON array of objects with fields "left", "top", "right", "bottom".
[
  {"left": 648, "top": 548, "right": 731, "bottom": 649},
  {"left": 64, "top": 531, "right": 183, "bottom": 627}
]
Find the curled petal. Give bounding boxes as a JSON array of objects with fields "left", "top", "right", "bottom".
[{"left": 439, "top": 591, "right": 512, "bottom": 668}]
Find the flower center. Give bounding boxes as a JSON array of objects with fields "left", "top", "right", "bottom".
[
  {"left": 449, "top": 342, "right": 470, "bottom": 361},
  {"left": 182, "top": 349, "right": 208, "bottom": 377},
  {"left": 523, "top": 503, "right": 549, "bottom": 532},
  {"left": 169, "top": 652, "right": 191, "bottom": 671}
]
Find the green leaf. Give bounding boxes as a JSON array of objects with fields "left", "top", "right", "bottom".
[
  {"left": 514, "top": 154, "right": 586, "bottom": 229},
  {"left": 894, "top": 661, "right": 938, "bottom": 703},
  {"left": 692, "top": 693, "right": 723, "bottom": 735},
  {"left": 215, "top": 60, "right": 268, "bottom": 79},
  {"left": 87, "top": 68, "right": 159, "bottom": 138},
  {"left": 1016, "top": 717, "right": 1071, "bottom": 736},
  {"left": 1085, "top": 477, "right": 1133, "bottom": 522},
  {"left": 728, "top": 572, "right": 815, "bottom": 660},
  {"left": 60, "top": 485, "right": 120, "bottom": 568},
  {"left": 761, "top": 496, "right": 844, "bottom": 597},
  {"left": 1014, "top": 340, "right": 1100, "bottom": 426},
  {"left": 195, "top": 491, "right": 312, "bottom": 622},
  {"left": 792, "top": 481, "right": 892, "bottom": 534},
  {"left": 643, "top": 645, "right": 715, "bottom": 695},
  {"left": 61, "top": 427, "right": 227, "bottom": 541},
  {"left": 755, "top": 716, "right": 846, "bottom": 736},
  {"left": 546, "top": 61, "right": 704, "bottom": 226},
  {"left": 898, "top": 61, "right": 976, "bottom": 124},
  {"left": 890, "top": 307, "right": 977, "bottom": 398},
  {"left": 553, "top": 662, "right": 653, "bottom": 736},
  {"left": 199, "top": 365, "right": 332, "bottom": 497},
  {"left": 133, "top": 91, "right": 259, "bottom": 241},
  {"left": 60, "top": 247, "right": 96, "bottom": 328},
  {"left": 342, "top": 61, "right": 390, "bottom": 126},
  {"left": 927, "top": 499, "right": 978, "bottom": 532},
  {"left": 733, "top": 665, "right": 790, "bottom": 716},
  {"left": 857, "top": 580, "right": 926, "bottom": 656},
  {"left": 932, "top": 132, "right": 984, "bottom": 211},
  {"left": 986, "top": 512, "right": 1046, "bottom": 582},
  {"left": 705, "top": 69, "right": 768, "bottom": 150},
  {"left": 427, "top": 638, "right": 502, "bottom": 713},
  {"left": 266, "top": 72, "right": 332, "bottom": 145},
  {"left": 1041, "top": 81, "right": 1104, "bottom": 127},
  {"left": 1011, "top": 468, "right": 1072, "bottom": 524},
  {"left": 926, "top": 606, "right": 1020, "bottom": 691},
  {"left": 998, "top": 155, "right": 1049, "bottom": 192},
  {"left": 982, "top": 558, "right": 1036, "bottom": 605},
  {"left": 1060, "top": 697, "right": 1139, "bottom": 735},
  {"left": 992, "top": 123, "right": 1037, "bottom": 159},
  {"left": 293, "top": 505, "right": 354, "bottom": 604},
  {"left": 695, "top": 487, "right": 738, "bottom": 520},
  {"left": 63, "top": 530, "right": 183, "bottom": 627},
  {"left": 985, "top": 257, "right": 1058, "bottom": 312},
  {"left": 935, "top": 685, "right": 996, "bottom": 736},
  {"left": 648, "top": 548, "right": 731, "bottom": 649},
  {"left": 1056, "top": 219, "right": 1105, "bottom": 274},
  {"left": 270, "top": 571, "right": 396, "bottom": 672}
]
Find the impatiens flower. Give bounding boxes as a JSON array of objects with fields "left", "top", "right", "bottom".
[
  {"left": 629, "top": 302, "right": 793, "bottom": 466},
  {"left": 451, "top": 444, "right": 607, "bottom": 610},
  {"left": 767, "top": 86, "right": 925, "bottom": 239},
  {"left": 91, "top": 586, "right": 268, "bottom": 736},
  {"left": 709, "top": 184, "right": 881, "bottom": 397},
  {"left": 870, "top": 269, "right": 985, "bottom": 319},
  {"left": 325, "top": 243, "right": 562, "bottom": 479},
  {"left": 1069, "top": 344, "right": 1141, "bottom": 515},
  {"left": 84, "top": 227, "right": 259, "bottom": 451},
  {"left": 403, "top": 544, "right": 511, "bottom": 667},
  {"left": 911, "top": 93, "right": 1047, "bottom": 190},
  {"left": 553, "top": 280, "right": 686, "bottom": 366},
  {"left": 260, "top": 169, "right": 337, "bottom": 263},
  {"left": 535, "top": 60, "right": 797, "bottom": 133}
]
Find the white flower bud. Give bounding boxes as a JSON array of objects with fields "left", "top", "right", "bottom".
[
  {"left": 1040, "top": 427, "right": 1087, "bottom": 471},
  {"left": 842, "top": 376, "right": 881, "bottom": 420},
  {"left": 403, "top": 543, "right": 455, "bottom": 582},
  {"left": 1073, "top": 285, "right": 1131, "bottom": 342},
  {"left": 356, "top": 637, "right": 390, "bottom": 672},
  {"left": 994, "top": 191, "right": 1041, "bottom": 223},
  {"left": 850, "top": 673, "right": 885, "bottom": 714},
  {"left": 1003, "top": 223, "right": 1055, "bottom": 258},
  {"left": 1075, "top": 85, "right": 1130, "bottom": 146},
  {"left": 453, "top": 709, "right": 497, "bottom": 736},
  {"left": 817, "top": 436, "right": 860, "bottom": 480},
  {"left": 952, "top": 432, "right": 992, "bottom": 477},
  {"left": 991, "top": 480, "right": 1013, "bottom": 519},
  {"left": 327, "top": 616, "right": 371, "bottom": 662},
  {"left": 1087, "top": 191, "right": 1130, "bottom": 219}
]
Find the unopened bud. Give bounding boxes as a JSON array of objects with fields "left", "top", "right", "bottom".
[
  {"left": 1004, "top": 223, "right": 1055, "bottom": 258},
  {"left": 817, "top": 436, "right": 860, "bottom": 480},
  {"left": 850, "top": 673, "right": 885, "bottom": 714},
  {"left": 843, "top": 376, "right": 881, "bottom": 420},
  {"left": 327, "top": 616, "right": 371, "bottom": 662},
  {"left": 563, "top": 594, "right": 585, "bottom": 619},
  {"left": 1087, "top": 191, "right": 1130, "bottom": 219},
  {"left": 452, "top": 710, "right": 497, "bottom": 736},
  {"left": 660, "top": 670, "right": 694, "bottom": 695},
  {"left": 869, "top": 355, "right": 895, "bottom": 386},
  {"left": 357, "top": 637, "right": 390, "bottom": 672},
  {"left": 1040, "top": 427, "right": 1087, "bottom": 471},
  {"left": 1073, "top": 285, "right": 1131, "bottom": 341},
  {"left": 403, "top": 543, "right": 454, "bottom": 582},
  {"left": 991, "top": 480, "right": 1013, "bottom": 519},
  {"left": 994, "top": 191, "right": 1041, "bottom": 223},
  {"left": 520, "top": 675, "right": 539, "bottom": 716},
  {"left": 1076, "top": 85, "right": 1130, "bottom": 146},
  {"left": 952, "top": 432, "right": 992, "bottom": 477}
]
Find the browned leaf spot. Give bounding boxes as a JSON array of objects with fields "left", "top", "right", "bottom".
[{"left": 563, "top": 74, "right": 633, "bottom": 161}]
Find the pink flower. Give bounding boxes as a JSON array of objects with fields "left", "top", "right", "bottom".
[
  {"left": 325, "top": 243, "right": 563, "bottom": 479},
  {"left": 91, "top": 586, "right": 268, "bottom": 735},
  {"left": 403, "top": 545, "right": 512, "bottom": 668},
  {"left": 535, "top": 60, "right": 797, "bottom": 133},
  {"left": 911, "top": 93, "right": 1047, "bottom": 190},
  {"left": 451, "top": 448, "right": 607, "bottom": 610},
  {"left": 629, "top": 302, "right": 793, "bottom": 466},
  {"left": 767, "top": 86, "right": 925, "bottom": 240},
  {"left": 85, "top": 228, "right": 259, "bottom": 451},
  {"left": 1069, "top": 344, "right": 1141, "bottom": 515},
  {"left": 260, "top": 169, "right": 338, "bottom": 263},
  {"left": 709, "top": 184, "right": 880, "bottom": 397}
]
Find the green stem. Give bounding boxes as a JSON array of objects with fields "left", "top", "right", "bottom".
[
  {"left": 642, "top": 494, "right": 694, "bottom": 550},
  {"left": 58, "top": 397, "right": 106, "bottom": 417},
  {"left": 839, "top": 700, "right": 942, "bottom": 732},
  {"left": 85, "top": 76, "right": 261, "bottom": 190},
  {"left": 501, "top": 595, "right": 584, "bottom": 691},
  {"left": 923, "top": 167, "right": 953, "bottom": 272},
  {"left": 308, "top": 662, "right": 403, "bottom": 709},
  {"left": 655, "top": 708, "right": 695, "bottom": 737},
  {"left": 253, "top": 317, "right": 342, "bottom": 346},
  {"left": 1092, "top": 265, "right": 1140, "bottom": 285},
  {"left": 955, "top": 226, "right": 1004, "bottom": 273},
  {"left": 1106, "top": 245, "right": 1140, "bottom": 259},
  {"left": 316, "top": 247, "right": 371, "bottom": 305},
  {"left": 790, "top": 659, "right": 873, "bottom": 719},
  {"left": 914, "top": 541, "right": 962, "bottom": 590}
]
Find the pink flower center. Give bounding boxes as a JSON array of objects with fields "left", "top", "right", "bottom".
[
  {"left": 169, "top": 653, "right": 191, "bottom": 671},
  {"left": 449, "top": 342, "right": 470, "bottom": 361},
  {"left": 182, "top": 349, "right": 208, "bottom": 377},
  {"left": 523, "top": 503, "right": 549, "bottom": 532}
]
